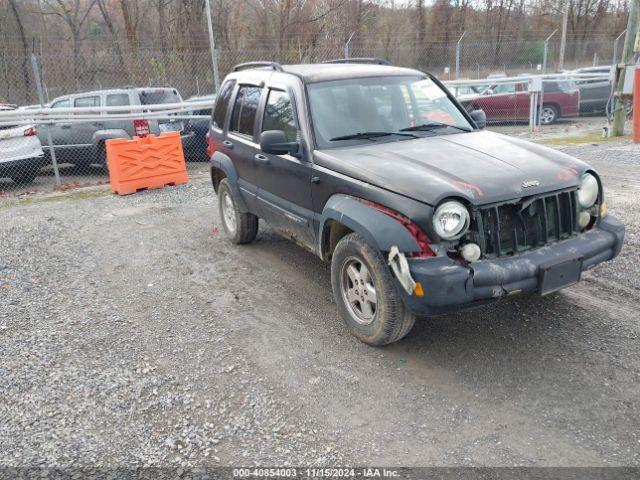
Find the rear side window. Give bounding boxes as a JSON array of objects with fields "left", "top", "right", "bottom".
[
  {"left": 492, "top": 84, "right": 515, "bottom": 94},
  {"left": 106, "top": 93, "right": 130, "bottom": 114},
  {"left": 213, "top": 81, "right": 235, "bottom": 129},
  {"left": 74, "top": 96, "right": 100, "bottom": 108},
  {"left": 138, "top": 89, "right": 181, "bottom": 105},
  {"left": 262, "top": 90, "right": 297, "bottom": 142},
  {"left": 106, "top": 94, "right": 129, "bottom": 107},
  {"left": 230, "top": 86, "right": 262, "bottom": 137}
]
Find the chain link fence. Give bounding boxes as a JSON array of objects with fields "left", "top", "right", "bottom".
[{"left": 0, "top": 37, "right": 622, "bottom": 195}]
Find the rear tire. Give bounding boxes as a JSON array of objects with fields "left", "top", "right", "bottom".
[
  {"left": 331, "top": 233, "right": 415, "bottom": 346},
  {"left": 10, "top": 169, "right": 38, "bottom": 185},
  {"left": 218, "top": 178, "right": 258, "bottom": 244},
  {"left": 98, "top": 142, "right": 109, "bottom": 176}
]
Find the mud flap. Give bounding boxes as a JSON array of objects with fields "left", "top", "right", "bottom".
[{"left": 388, "top": 246, "right": 417, "bottom": 295}]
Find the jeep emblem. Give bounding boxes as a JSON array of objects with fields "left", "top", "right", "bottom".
[{"left": 522, "top": 180, "right": 540, "bottom": 188}]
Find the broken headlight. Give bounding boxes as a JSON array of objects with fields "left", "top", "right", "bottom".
[{"left": 432, "top": 201, "right": 470, "bottom": 240}]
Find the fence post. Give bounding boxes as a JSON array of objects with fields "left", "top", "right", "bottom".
[
  {"left": 344, "top": 32, "right": 355, "bottom": 59},
  {"left": 30, "top": 52, "right": 61, "bottom": 186},
  {"left": 542, "top": 29, "right": 557, "bottom": 74},
  {"left": 204, "top": 0, "right": 220, "bottom": 92},
  {"left": 540, "top": 30, "right": 557, "bottom": 127},
  {"left": 455, "top": 31, "right": 466, "bottom": 79},
  {"left": 613, "top": 30, "right": 627, "bottom": 66}
]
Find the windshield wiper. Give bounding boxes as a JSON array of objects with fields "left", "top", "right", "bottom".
[
  {"left": 330, "top": 131, "right": 417, "bottom": 141},
  {"left": 401, "top": 122, "right": 471, "bottom": 133}
]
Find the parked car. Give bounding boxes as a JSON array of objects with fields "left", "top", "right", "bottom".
[
  {"left": 208, "top": 60, "right": 624, "bottom": 346},
  {"left": 570, "top": 66, "right": 613, "bottom": 114},
  {"left": 184, "top": 94, "right": 215, "bottom": 161},
  {"left": 459, "top": 79, "right": 580, "bottom": 124},
  {"left": 0, "top": 105, "right": 45, "bottom": 184},
  {"left": 38, "top": 87, "right": 194, "bottom": 167}
]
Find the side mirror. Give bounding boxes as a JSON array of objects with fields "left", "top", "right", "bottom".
[
  {"left": 485, "top": 88, "right": 494, "bottom": 95},
  {"left": 469, "top": 109, "right": 486, "bottom": 129},
  {"left": 259, "top": 130, "right": 301, "bottom": 157}
]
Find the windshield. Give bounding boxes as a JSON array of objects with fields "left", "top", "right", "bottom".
[{"left": 307, "top": 75, "right": 473, "bottom": 148}]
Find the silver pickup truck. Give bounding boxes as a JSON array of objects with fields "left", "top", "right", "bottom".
[{"left": 38, "top": 87, "right": 194, "bottom": 167}]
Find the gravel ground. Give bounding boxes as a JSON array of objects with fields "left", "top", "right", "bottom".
[{"left": 0, "top": 140, "right": 639, "bottom": 468}]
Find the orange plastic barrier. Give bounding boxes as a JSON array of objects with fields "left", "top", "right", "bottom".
[{"left": 105, "top": 132, "right": 188, "bottom": 195}]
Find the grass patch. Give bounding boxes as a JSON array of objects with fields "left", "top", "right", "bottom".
[
  {"left": 534, "top": 135, "right": 630, "bottom": 146},
  {"left": 0, "top": 186, "right": 111, "bottom": 210}
]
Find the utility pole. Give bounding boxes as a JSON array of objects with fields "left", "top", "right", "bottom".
[
  {"left": 612, "top": 0, "right": 640, "bottom": 136},
  {"left": 558, "top": 2, "right": 569, "bottom": 71},
  {"left": 204, "top": 0, "right": 220, "bottom": 92}
]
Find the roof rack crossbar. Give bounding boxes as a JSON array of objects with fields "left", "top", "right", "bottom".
[
  {"left": 233, "top": 61, "right": 284, "bottom": 72},
  {"left": 323, "top": 58, "right": 390, "bottom": 66}
]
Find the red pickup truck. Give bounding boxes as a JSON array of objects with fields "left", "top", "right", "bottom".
[{"left": 457, "top": 80, "right": 580, "bottom": 125}]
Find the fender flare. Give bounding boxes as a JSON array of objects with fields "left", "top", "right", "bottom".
[
  {"left": 318, "top": 194, "right": 421, "bottom": 260},
  {"left": 92, "top": 129, "right": 131, "bottom": 151},
  {"left": 211, "top": 150, "right": 248, "bottom": 212}
]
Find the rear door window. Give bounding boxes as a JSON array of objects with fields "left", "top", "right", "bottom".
[
  {"left": 230, "top": 86, "right": 262, "bottom": 137},
  {"left": 213, "top": 81, "right": 235, "bottom": 129}
]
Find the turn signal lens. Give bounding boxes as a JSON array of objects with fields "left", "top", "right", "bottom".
[
  {"left": 600, "top": 202, "right": 607, "bottom": 217},
  {"left": 413, "top": 282, "right": 424, "bottom": 297}
]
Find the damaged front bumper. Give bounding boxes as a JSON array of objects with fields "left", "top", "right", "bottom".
[{"left": 400, "top": 215, "right": 625, "bottom": 315}]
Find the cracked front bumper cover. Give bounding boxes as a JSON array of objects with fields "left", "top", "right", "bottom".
[{"left": 401, "top": 215, "right": 625, "bottom": 315}]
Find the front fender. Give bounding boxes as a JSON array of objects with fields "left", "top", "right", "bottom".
[
  {"left": 319, "top": 194, "right": 420, "bottom": 260},
  {"left": 211, "top": 150, "right": 248, "bottom": 212}
]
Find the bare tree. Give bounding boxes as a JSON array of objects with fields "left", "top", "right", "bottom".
[
  {"left": 40, "top": 0, "right": 98, "bottom": 88},
  {"left": 7, "top": 0, "right": 32, "bottom": 102}
]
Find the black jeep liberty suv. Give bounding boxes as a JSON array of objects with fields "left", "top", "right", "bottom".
[{"left": 207, "top": 59, "right": 625, "bottom": 346}]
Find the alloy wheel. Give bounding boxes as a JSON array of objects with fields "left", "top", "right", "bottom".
[
  {"left": 221, "top": 191, "right": 237, "bottom": 234},
  {"left": 340, "top": 256, "right": 378, "bottom": 325},
  {"left": 540, "top": 107, "right": 556, "bottom": 125}
]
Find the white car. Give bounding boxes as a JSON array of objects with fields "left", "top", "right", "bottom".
[{"left": 0, "top": 105, "right": 45, "bottom": 184}]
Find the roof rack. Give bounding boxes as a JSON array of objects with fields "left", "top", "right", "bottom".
[
  {"left": 323, "top": 58, "right": 390, "bottom": 66},
  {"left": 233, "top": 61, "right": 284, "bottom": 72}
]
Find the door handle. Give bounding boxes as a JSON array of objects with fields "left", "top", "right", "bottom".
[
  {"left": 60, "top": 124, "right": 71, "bottom": 129},
  {"left": 222, "top": 140, "right": 233, "bottom": 149},
  {"left": 93, "top": 122, "right": 104, "bottom": 127},
  {"left": 254, "top": 154, "right": 270, "bottom": 164}
]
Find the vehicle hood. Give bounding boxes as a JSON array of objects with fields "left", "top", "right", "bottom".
[{"left": 314, "top": 130, "right": 589, "bottom": 206}]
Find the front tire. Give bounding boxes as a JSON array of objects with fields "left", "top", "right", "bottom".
[
  {"left": 218, "top": 178, "right": 258, "bottom": 244},
  {"left": 331, "top": 233, "right": 415, "bottom": 346},
  {"left": 540, "top": 104, "right": 559, "bottom": 125}
]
